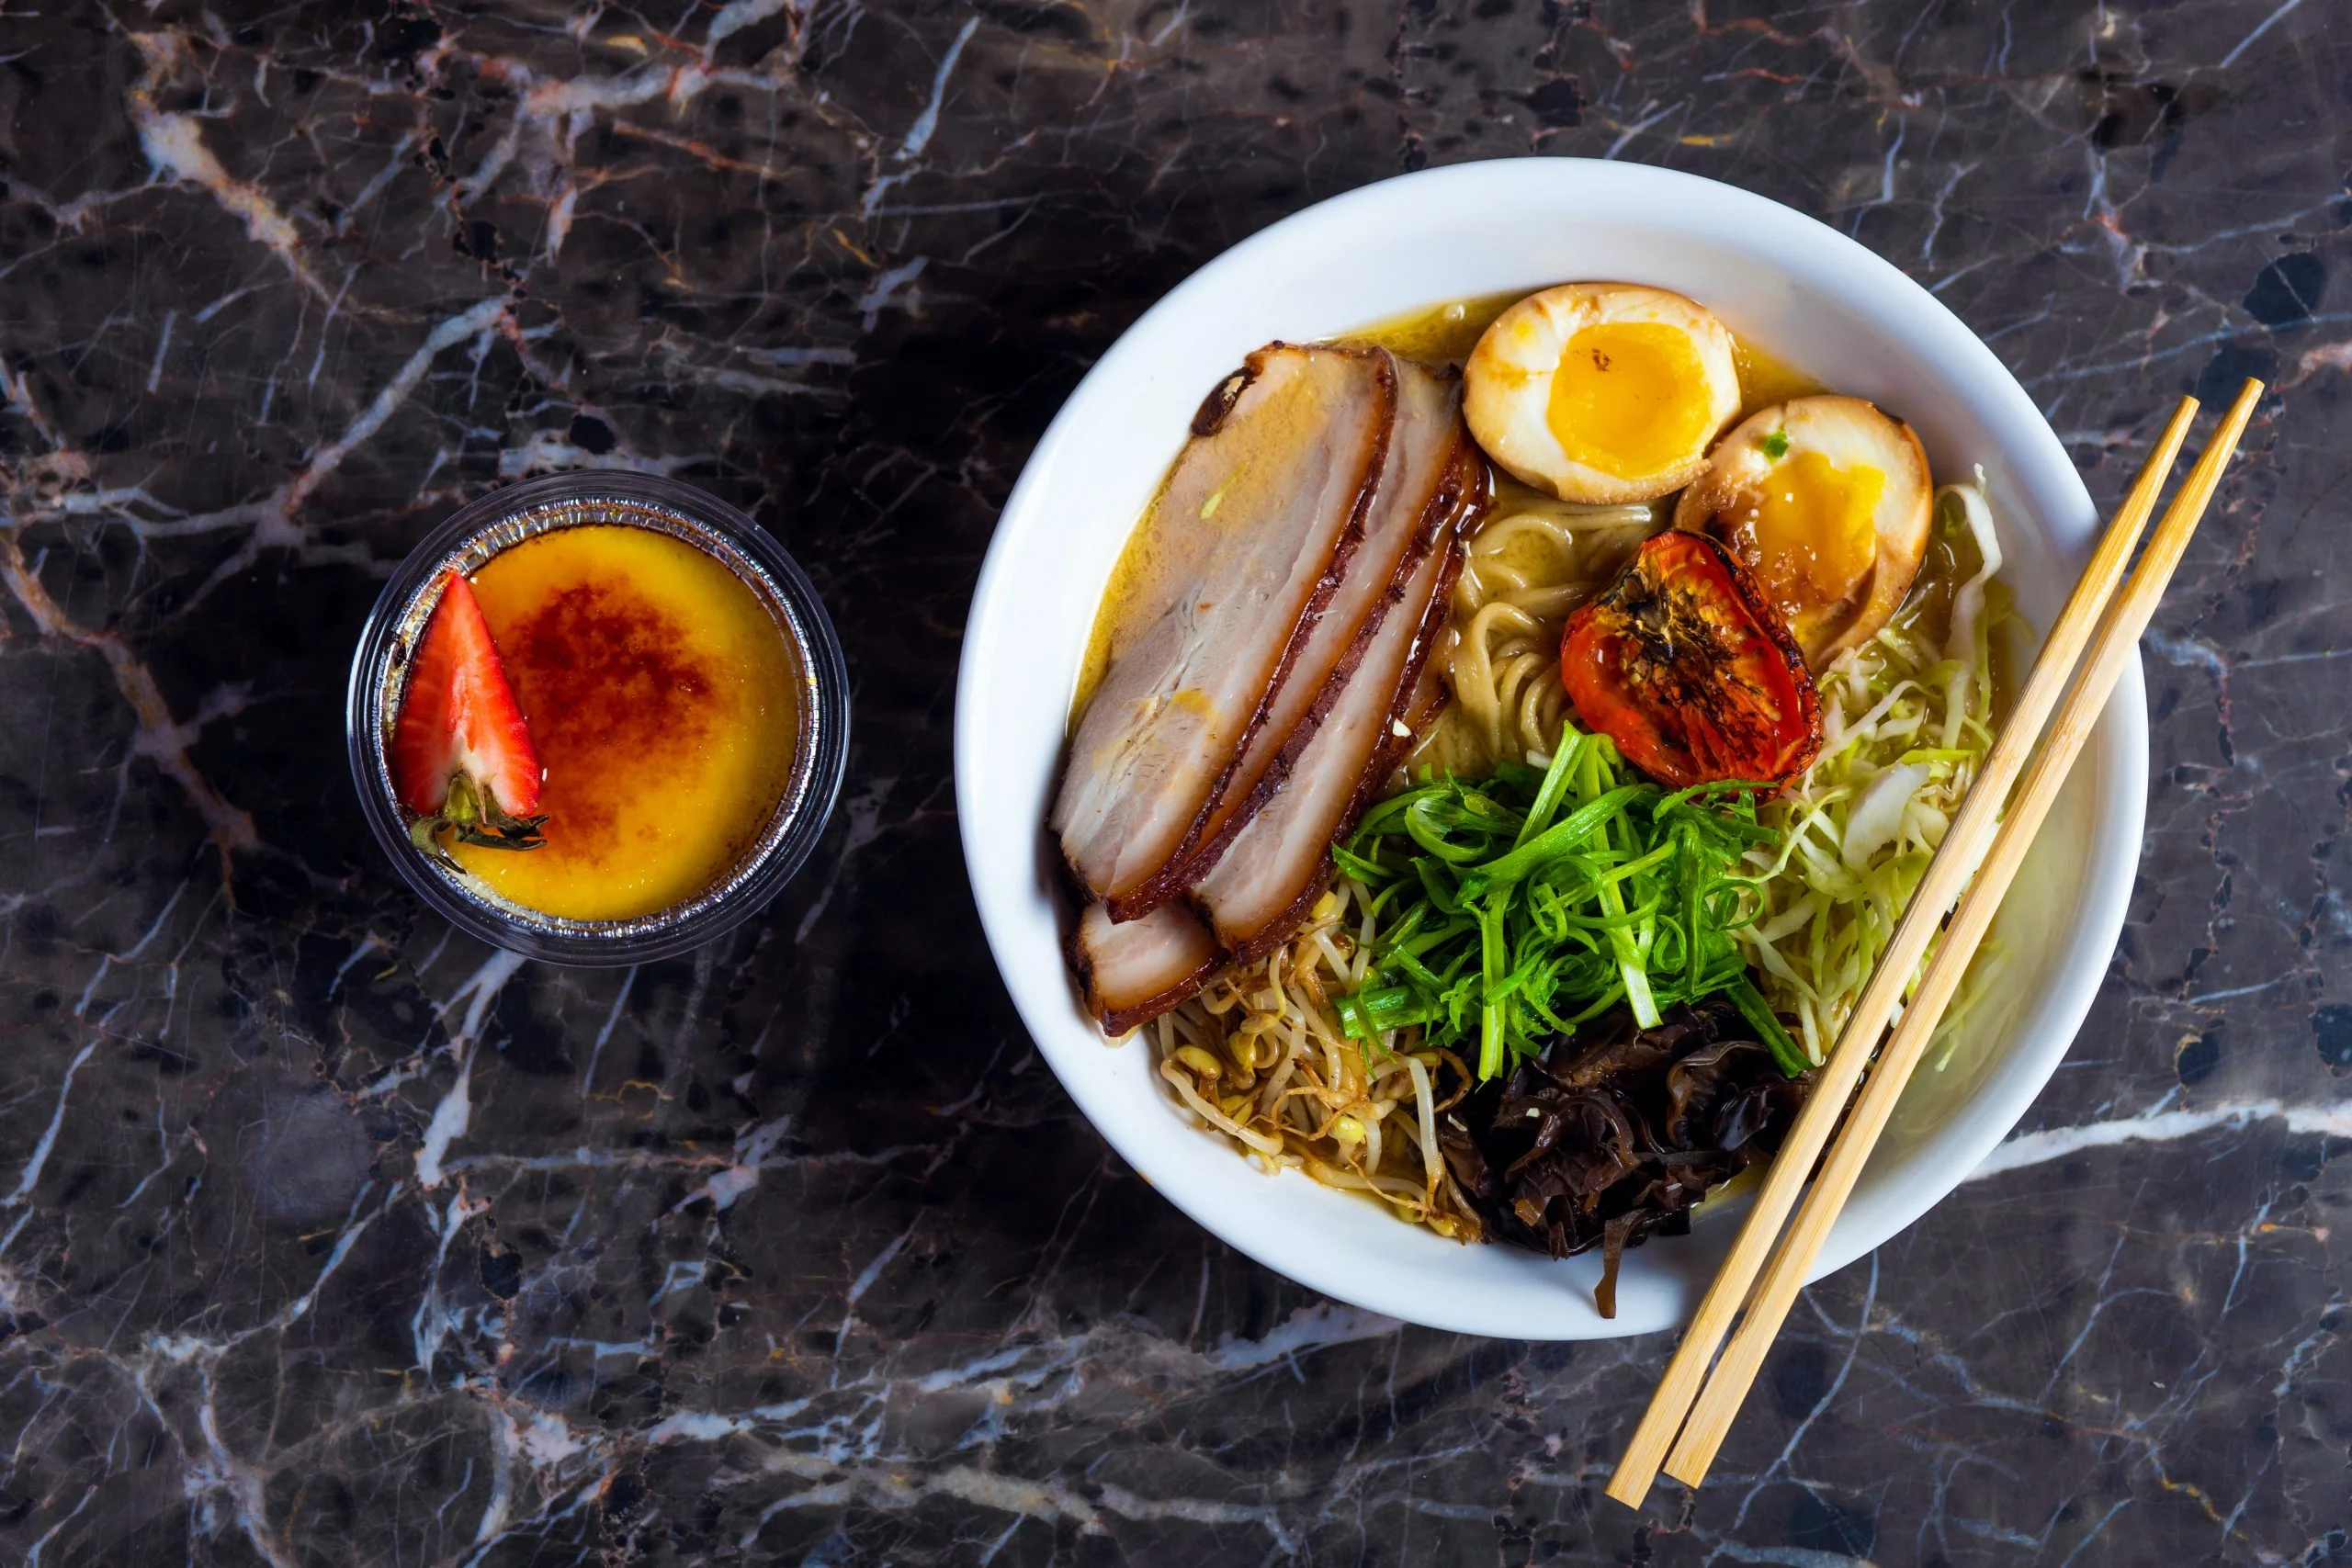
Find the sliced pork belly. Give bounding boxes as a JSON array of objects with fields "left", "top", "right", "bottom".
[
  {"left": 1124, "top": 355, "right": 1473, "bottom": 916},
  {"left": 1054, "top": 344, "right": 1396, "bottom": 916},
  {"left": 1071, "top": 900, "right": 1219, "bottom": 1034},
  {"left": 1194, "top": 533, "right": 1471, "bottom": 964}
]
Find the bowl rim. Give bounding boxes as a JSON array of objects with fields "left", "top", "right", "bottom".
[
  {"left": 956, "top": 157, "right": 2145, "bottom": 1337},
  {"left": 345, "top": 471, "right": 851, "bottom": 966}
]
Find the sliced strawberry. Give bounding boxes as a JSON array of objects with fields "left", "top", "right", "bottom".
[{"left": 390, "top": 570, "right": 547, "bottom": 860}]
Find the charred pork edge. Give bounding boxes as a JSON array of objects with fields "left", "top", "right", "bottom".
[
  {"left": 1101, "top": 346, "right": 1400, "bottom": 922},
  {"left": 1097, "top": 971, "right": 1213, "bottom": 1035},
  {"left": 1399, "top": 646, "right": 1452, "bottom": 736},
  {"left": 1068, "top": 909, "right": 1221, "bottom": 1035},
  {"left": 1219, "top": 533, "right": 1472, "bottom": 966},
  {"left": 1154, "top": 432, "right": 1478, "bottom": 902},
  {"left": 1394, "top": 447, "right": 1487, "bottom": 739},
  {"left": 1190, "top": 358, "right": 1260, "bottom": 438}
]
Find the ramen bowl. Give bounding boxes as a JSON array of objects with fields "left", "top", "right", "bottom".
[{"left": 956, "top": 159, "right": 2143, "bottom": 1338}]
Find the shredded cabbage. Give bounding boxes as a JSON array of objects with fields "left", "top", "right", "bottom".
[{"left": 1736, "top": 478, "right": 2017, "bottom": 1066}]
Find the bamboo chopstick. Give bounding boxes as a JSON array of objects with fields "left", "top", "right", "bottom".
[
  {"left": 1659, "top": 377, "right": 2261, "bottom": 1485},
  {"left": 1604, "top": 391, "right": 2207, "bottom": 1511}
]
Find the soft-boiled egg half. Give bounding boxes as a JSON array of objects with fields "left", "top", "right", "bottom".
[
  {"left": 1672, "top": 395, "right": 1933, "bottom": 671},
  {"left": 1463, "top": 283, "right": 1742, "bottom": 505}
]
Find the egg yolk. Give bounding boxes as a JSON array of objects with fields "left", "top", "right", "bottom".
[
  {"left": 1741, "top": 448, "right": 1885, "bottom": 626},
  {"left": 1545, "top": 321, "right": 1712, "bottom": 479}
]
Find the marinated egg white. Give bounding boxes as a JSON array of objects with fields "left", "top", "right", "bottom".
[
  {"left": 1463, "top": 283, "right": 1742, "bottom": 505},
  {"left": 1672, "top": 394, "right": 1932, "bottom": 671}
]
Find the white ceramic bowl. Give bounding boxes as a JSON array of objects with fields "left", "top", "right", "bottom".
[{"left": 956, "top": 159, "right": 2143, "bottom": 1339}]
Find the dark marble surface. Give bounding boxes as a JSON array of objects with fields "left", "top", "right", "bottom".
[{"left": 0, "top": 1, "right": 2346, "bottom": 1562}]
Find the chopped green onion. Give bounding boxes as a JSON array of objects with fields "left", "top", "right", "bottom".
[
  {"left": 1337, "top": 718, "right": 1794, "bottom": 1077},
  {"left": 1727, "top": 974, "right": 1810, "bottom": 1077}
]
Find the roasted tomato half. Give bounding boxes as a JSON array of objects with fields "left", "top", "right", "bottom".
[{"left": 1561, "top": 530, "right": 1824, "bottom": 788}]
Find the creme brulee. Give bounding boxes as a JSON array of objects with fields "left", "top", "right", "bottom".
[{"left": 453, "top": 525, "right": 800, "bottom": 921}]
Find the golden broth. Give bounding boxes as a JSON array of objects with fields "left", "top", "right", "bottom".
[
  {"left": 1073, "top": 465, "right": 1180, "bottom": 727},
  {"left": 1340, "top": 290, "right": 1525, "bottom": 365},
  {"left": 1732, "top": 337, "right": 1826, "bottom": 413},
  {"left": 1344, "top": 290, "right": 1826, "bottom": 417}
]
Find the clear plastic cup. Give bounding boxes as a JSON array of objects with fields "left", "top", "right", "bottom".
[{"left": 345, "top": 473, "right": 849, "bottom": 964}]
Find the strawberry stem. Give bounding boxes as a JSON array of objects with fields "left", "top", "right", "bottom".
[{"left": 407, "top": 773, "right": 549, "bottom": 870}]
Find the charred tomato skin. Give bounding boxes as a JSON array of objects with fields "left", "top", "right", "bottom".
[{"left": 1560, "top": 530, "right": 1824, "bottom": 789}]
